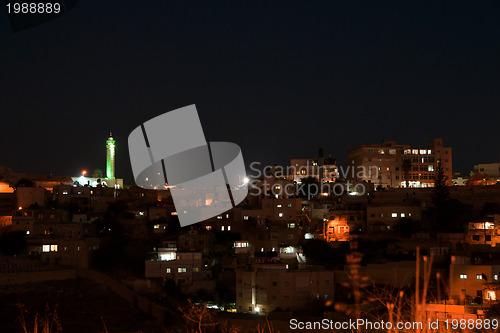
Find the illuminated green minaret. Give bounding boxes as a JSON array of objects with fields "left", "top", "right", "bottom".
[{"left": 106, "top": 132, "right": 115, "bottom": 180}]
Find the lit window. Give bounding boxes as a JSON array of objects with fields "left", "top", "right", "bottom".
[
  {"left": 178, "top": 267, "right": 187, "bottom": 273},
  {"left": 50, "top": 245, "right": 58, "bottom": 252},
  {"left": 221, "top": 226, "right": 225, "bottom": 231},
  {"left": 477, "top": 274, "right": 483, "bottom": 280},
  {"left": 227, "top": 226, "right": 231, "bottom": 231},
  {"left": 26, "top": 231, "right": 30, "bottom": 235},
  {"left": 287, "top": 203, "right": 292, "bottom": 207},
  {"left": 154, "top": 224, "right": 159, "bottom": 229},
  {"left": 278, "top": 213, "right": 283, "bottom": 217},
  {"left": 193, "top": 267, "right": 199, "bottom": 272},
  {"left": 42, "top": 245, "right": 50, "bottom": 252},
  {"left": 495, "top": 275, "right": 498, "bottom": 281},
  {"left": 428, "top": 165, "right": 434, "bottom": 172},
  {"left": 460, "top": 274, "right": 467, "bottom": 279},
  {"left": 171, "top": 212, "right": 178, "bottom": 216},
  {"left": 486, "top": 291, "right": 497, "bottom": 300},
  {"left": 277, "top": 204, "right": 282, "bottom": 208},
  {"left": 205, "top": 225, "right": 212, "bottom": 230},
  {"left": 217, "top": 216, "right": 222, "bottom": 220},
  {"left": 400, "top": 213, "right": 405, "bottom": 218},
  {"left": 62, "top": 191, "right": 68, "bottom": 195},
  {"left": 159, "top": 252, "right": 175, "bottom": 261},
  {"left": 288, "top": 223, "right": 295, "bottom": 228},
  {"left": 166, "top": 268, "right": 171, "bottom": 273},
  {"left": 243, "top": 216, "right": 249, "bottom": 220},
  {"left": 392, "top": 213, "right": 398, "bottom": 218}
]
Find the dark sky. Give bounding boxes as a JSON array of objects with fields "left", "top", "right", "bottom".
[{"left": 1, "top": 1, "right": 499, "bottom": 184}]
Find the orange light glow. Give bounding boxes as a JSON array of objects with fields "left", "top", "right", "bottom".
[
  {"left": 82, "top": 170, "right": 87, "bottom": 176},
  {"left": 18, "top": 206, "right": 22, "bottom": 210}
]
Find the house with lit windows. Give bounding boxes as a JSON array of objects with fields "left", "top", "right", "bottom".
[
  {"left": 449, "top": 256, "right": 500, "bottom": 305},
  {"left": 466, "top": 215, "right": 500, "bottom": 247},
  {"left": 236, "top": 264, "right": 335, "bottom": 315},
  {"left": 347, "top": 138, "right": 452, "bottom": 188}
]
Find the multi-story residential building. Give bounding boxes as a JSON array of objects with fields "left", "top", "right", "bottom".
[
  {"left": 327, "top": 209, "right": 365, "bottom": 233},
  {"left": 347, "top": 138, "right": 452, "bottom": 188},
  {"left": 16, "top": 187, "right": 46, "bottom": 208},
  {"left": 290, "top": 155, "right": 338, "bottom": 184},
  {"left": 11, "top": 208, "right": 64, "bottom": 235},
  {"left": 236, "top": 264, "right": 334, "bottom": 315},
  {"left": 239, "top": 197, "right": 303, "bottom": 223},
  {"left": 449, "top": 256, "right": 500, "bottom": 305},
  {"left": 324, "top": 215, "right": 350, "bottom": 242},
  {"left": 473, "top": 163, "right": 500, "bottom": 178},
  {"left": 27, "top": 237, "right": 100, "bottom": 268},
  {"left": 145, "top": 249, "right": 211, "bottom": 288},
  {"left": 366, "top": 204, "right": 422, "bottom": 231},
  {"left": 247, "top": 222, "right": 303, "bottom": 254},
  {"left": 466, "top": 215, "right": 500, "bottom": 247}
]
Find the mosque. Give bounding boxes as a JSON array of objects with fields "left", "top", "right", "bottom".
[{"left": 72, "top": 133, "right": 124, "bottom": 188}]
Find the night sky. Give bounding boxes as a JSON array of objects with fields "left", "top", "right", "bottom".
[{"left": 1, "top": 1, "right": 499, "bottom": 184}]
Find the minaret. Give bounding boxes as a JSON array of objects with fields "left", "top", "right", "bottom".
[{"left": 106, "top": 132, "right": 116, "bottom": 179}]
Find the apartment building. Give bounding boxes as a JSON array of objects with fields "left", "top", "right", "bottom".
[
  {"left": 290, "top": 155, "right": 338, "bottom": 184},
  {"left": 28, "top": 237, "right": 100, "bottom": 268},
  {"left": 236, "top": 264, "right": 334, "bottom": 314},
  {"left": 347, "top": 138, "right": 452, "bottom": 188},
  {"left": 145, "top": 248, "right": 211, "bottom": 287},
  {"left": 324, "top": 215, "right": 350, "bottom": 242},
  {"left": 366, "top": 204, "right": 422, "bottom": 231},
  {"left": 466, "top": 215, "right": 500, "bottom": 247},
  {"left": 449, "top": 256, "right": 500, "bottom": 305},
  {"left": 473, "top": 163, "right": 500, "bottom": 178}
]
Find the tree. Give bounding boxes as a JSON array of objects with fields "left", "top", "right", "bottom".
[
  {"left": 468, "top": 170, "right": 490, "bottom": 186},
  {"left": 302, "top": 239, "right": 347, "bottom": 267},
  {"left": 0, "top": 231, "right": 26, "bottom": 255},
  {"left": 432, "top": 161, "right": 450, "bottom": 233},
  {"left": 432, "top": 162, "right": 449, "bottom": 207},
  {"left": 298, "top": 176, "right": 320, "bottom": 198},
  {"left": 401, "top": 159, "right": 412, "bottom": 188}
]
